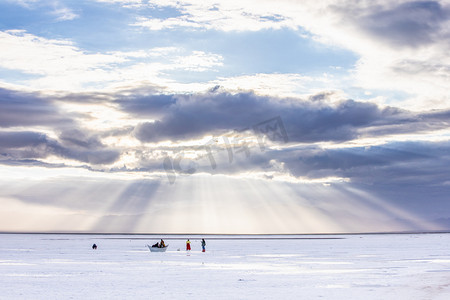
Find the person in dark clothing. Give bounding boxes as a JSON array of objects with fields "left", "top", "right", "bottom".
[
  {"left": 201, "top": 239, "right": 206, "bottom": 252},
  {"left": 92, "top": 244, "right": 97, "bottom": 250}
]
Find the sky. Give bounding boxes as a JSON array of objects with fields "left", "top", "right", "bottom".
[{"left": 0, "top": 0, "right": 449, "bottom": 233}]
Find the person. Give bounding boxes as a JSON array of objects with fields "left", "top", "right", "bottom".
[
  {"left": 160, "top": 239, "right": 166, "bottom": 248},
  {"left": 186, "top": 239, "right": 191, "bottom": 251},
  {"left": 201, "top": 239, "right": 206, "bottom": 252},
  {"left": 92, "top": 243, "right": 97, "bottom": 250}
]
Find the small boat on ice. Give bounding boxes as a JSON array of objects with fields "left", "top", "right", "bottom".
[{"left": 147, "top": 244, "right": 168, "bottom": 252}]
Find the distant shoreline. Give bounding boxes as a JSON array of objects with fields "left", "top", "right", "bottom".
[{"left": 1, "top": 231, "right": 449, "bottom": 238}]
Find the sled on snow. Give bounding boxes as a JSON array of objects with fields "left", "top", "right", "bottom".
[{"left": 147, "top": 244, "right": 169, "bottom": 252}]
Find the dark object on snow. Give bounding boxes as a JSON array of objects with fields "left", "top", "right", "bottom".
[
  {"left": 147, "top": 244, "right": 168, "bottom": 252},
  {"left": 92, "top": 244, "right": 97, "bottom": 250},
  {"left": 152, "top": 239, "right": 166, "bottom": 248},
  {"left": 186, "top": 239, "right": 191, "bottom": 251},
  {"left": 201, "top": 239, "right": 206, "bottom": 252}
]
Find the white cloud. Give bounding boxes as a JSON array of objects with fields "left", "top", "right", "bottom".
[
  {"left": 133, "top": 0, "right": 297, "bottom": 32},
  {"left": 212, "top": 73, "right": 315, "bottom": 97},
  {"left": 7, "top": 0, "right": 39, "bottom": 8},
  {"left": 133, "top": 16, "right": 203, "bottom": 30},
  {"left": 0, "top": 30, "right": 223, "bottom": 91},
  {"left": 4, "top": 1, "right": 450, "bottom": 108},
  {"left": 155, "top": 72, "right": 348, "bottom": 99},
  {"left": 52, "top": 6, "right": 79, "bottom": 21},
  {"left": 94, "top": 0, "right": 144, "bottom": 8},
  {"left": 8, "top": 0, "right": 79, "bottom": 21},
  {"left": 113, "top": 72, "right": 337, "bottom": 98},
  {"left": 129, "top": 0, "right": 450, "bottom": 108},
  {"left": 173, "top": 51, "right": 223, "bottom": 71},
  {"left": 0, "top": 30, "right": 123, "bottom": 75}
]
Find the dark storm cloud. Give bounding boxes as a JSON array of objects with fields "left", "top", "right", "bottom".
[
  {"left": 123, "top": 90, "right": 448, "bottom": 144},
  {"left": 175, "top": 138, "right": 449, "bottom": 206},
  {"left": 118, "top": 94, "right": 177, "bottom": 118},
  {"left": 140, "top": 135, "right": 450, "bottom": 196},
  {"left": 1, "top": 85, "right": 449, "bottom": 177},
  {"left": 421, "top": 109, "right": 450, "bottom": 122},
  {"left": 0, "top": 88, "right": 123, "bottom": 165},
  {"left": 274, "top": 140, "right": 450, "bottom": 187},
  {"left": 59, "top": 128, "right": 104, "bottom": 149},
  {"left": 0, "top": 131, "right": 120, "bottom": 165},
  {"left": 361, "top": 1, "right": 448, "bottom": 47},
  {"left": 129, "top": 91, "right": 378, "bottom": 143},
  {"left": 118, "top": 90, "right": 449, "bottom": 189},
  {"left": 0, "top": 131, "right": 65, "bottom": 159},
  {"left": 131, "top": 92, "right": 273, "bottom": 142},
  {"left": 333, "top": 1, "right": 450, "bottom": 48},
  {"left": 0, "top": 131, "right": 48, "bottom": 148},
  {"left": 0, "top": 88, "right": 72, "bottom": 127}
]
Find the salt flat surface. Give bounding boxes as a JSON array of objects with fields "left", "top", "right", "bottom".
[{"left": 1, "top": 233, "right": 450, "bottom": 299}]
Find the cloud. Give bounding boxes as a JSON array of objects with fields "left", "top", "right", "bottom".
[
  {"left": 132, "top": 0, "right": 296, "bottom": 32},
  {"left": 118, "top": 94, "right": 177, "bottom": 118},
  {"left": 304, "top": 0, "right": 450, "bottom": 108},
  {"left": 348, "top": 1, "right": 448, "bottom": 48},
  {"left": 7, "top": 0, "right": 39, "bottom": 9},
  {"left": 172, "top": 51, "right": 223, "bottom": 71},
  {"left": 286, "top": 141, "right": 450, "bottom": 183},
  {"left": 94, "top": 0, "right": 144, "bottom": 8},
  {"left": 1, "top": 81, "right": 449, "bottom": 233},
  {"left": 129, "top": 0, "right": 449, "bottom": 46},
  {"left": 125, "top": 90, "right": 448, "bottom": 144},
  {"left": 0, "top": 87, "right": 124, "bottom": 165},
  {"left": 0, "top": 131, "right": 70, "bottom": 162},
  {"left": 0, "top": 30, "right": 223, "bottom": 91},
  {"left": 2, "top": 84, "right": 449, "bottom": 177},
  {"left": 109, "top": 88, "right": 450, "bottom": 188},
  {"left": 0, "top": 88, "right": 72, "bottom": 128},
  {"left": 128, "top": 0, "right": 450, "bottom": 108},
  {"left": 330, "top": 1, "right": 450, "bottom": 108},
  {"left": 0, "top": 130, "right": 120, "bottom": 165},
  {"left": 2, "top": 0, "right": 450, "bottom": 233},
  {"left": 3, "top": 1, "right": 448, "bottom": 107},
  {"left": 8, "top": 0, "right": 79, "bottom": 21},
  {"left": 52, "top": 6, "right": 79, "bottom": 21},
  {"left": 0, "top": 30, "right": 124, "bottom": 77},
  {"left": 160, "top": 137, "right": 450, "bottom": 191},
  {"left": 210, "top": 73, "right": 320, "bottom": 98}
]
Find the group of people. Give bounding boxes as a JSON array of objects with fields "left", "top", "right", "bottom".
[
  {"left": 93, "top": 238, "right": 207, "bottom": 251},
  {"left": 186, "top": 238, "right": 206, "bottom": 252},
  {"left": 152, "top": 239, "right": 166, "bottom": 248},
  {"left": 151, "top": 238, "right": 206, "bottom": 251}
]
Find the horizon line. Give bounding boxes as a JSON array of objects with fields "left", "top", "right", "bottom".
[{"left": 1, "top": 230, "right": 450, "bottom": 236}]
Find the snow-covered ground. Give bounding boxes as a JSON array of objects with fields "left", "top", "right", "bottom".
[{"left": 1, "top": 233, "right": 450, "bottom": 299}]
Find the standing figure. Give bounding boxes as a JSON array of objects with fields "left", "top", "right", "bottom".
[
  {"left": 201, "top": 239, "right": 206, "bottom": 252},
  {"left": 92, "top": 243, "right": 97, "bottom": 250},
  {"left": 186, "top": 239, "right": 191, "bottom": 251}
]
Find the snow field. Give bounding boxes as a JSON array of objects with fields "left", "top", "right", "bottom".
[{"left": 1, "top": 234, "right": 450, "bottom": 299}]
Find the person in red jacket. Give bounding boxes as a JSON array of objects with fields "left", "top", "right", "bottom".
[{"left": 186, "top": 239, "right": 191, "bottom": 251}]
